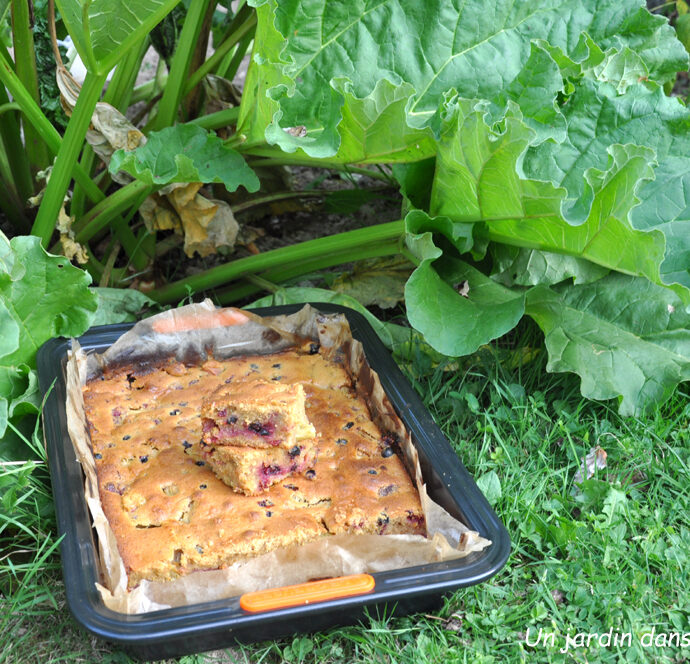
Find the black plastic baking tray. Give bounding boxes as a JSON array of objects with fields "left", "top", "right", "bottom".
[{"left": 36, "top": 303, "right": 510, "bottom": 661}]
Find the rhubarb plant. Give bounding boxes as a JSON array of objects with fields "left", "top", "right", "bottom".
[
  {"left": 1, "top": 0, "right": 689, "bottom": 432},
  {"left": 228, "top": 0, "right": 690, "bottom": 415}
]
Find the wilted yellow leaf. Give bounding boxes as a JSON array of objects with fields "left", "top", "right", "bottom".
[
  {"left": 140, "top": 183, "right": 239, "bottom": 258},
  {"left": 57, "top": 67, "right": 145, "bottom": 180}
]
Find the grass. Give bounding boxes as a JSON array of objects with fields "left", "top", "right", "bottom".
[{"left": 1, "top": 321, "right": 689, "bottom": 663}]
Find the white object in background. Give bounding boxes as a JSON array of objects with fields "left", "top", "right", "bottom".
[{"left": 57, "top": 36, "right": 114, "bottom": 84}]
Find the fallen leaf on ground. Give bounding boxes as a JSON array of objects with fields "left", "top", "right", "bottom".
[{"left": 332, "top": 255, "right": 413, "bottom": 309}]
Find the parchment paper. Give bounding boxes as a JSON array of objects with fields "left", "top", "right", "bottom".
[{"left": 65, "top": 301, "right": 490, "bottom": 614}]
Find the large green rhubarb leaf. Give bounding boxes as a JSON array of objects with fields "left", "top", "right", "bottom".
[
  {"left": 237, "top": 1, "right": 287, "bottom": 151},
  {"left": 57, "top": 0, "right": 182, "bottom": 74},
  {"left": 522, "top": 80, "right": 690, "bottom": 296},
  {"left": 333, "top": 80, "right": 435, "bottom": 163},
  {"left": 242, "top": 0, "right": 686, "bottom": 157},
  {"left": 404, "top": 211, "right": 525, "bottom": 357},
  {"left": 240, "top": 53, "right": 434, "bottom": 162},
  {"left": 0, "top": 233, "right": 97, "bottom": 437},
  {"left": 631, "top": 158, "right": 690, "bottom": 291},
  {"left": 110, "top": 124, "right": 260, "bottom": 192},
  {"left": 491, "top": 246, "right": 609, "bottom": 287},
  {"left": 431, "top": 99, "right": 670, "bottom": 295},
  {"left": 489, "top": 42, "right": 567, "bottom": 145},
  {"left": 526, "top": 274, "right": 690, "bottom": 415}
]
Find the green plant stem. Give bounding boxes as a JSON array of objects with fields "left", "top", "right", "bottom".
[
  {"left": 0, "top": 36, "right": 12, "bottom": 67},
  {"left": 242, "top": 273, "right": 280, "bottom": 293},
  {"left": 214, "top": 239, "right": 402, "bottom": 305},
  {"left": 108, "top": 216, "right": 149, "bottom": 272},
  {"left": 151, "top": 0, "right": 214, "bottom": 130},
  {"left": 183, "top": 0, "right": 218, "bottom": 119},
  {"left": 148, "top": 220, "right": 405, "bottom": 303},
  {"left": 247, "top": 156, "right": 393, "bottom": 183},
  {"left": 103, "top": 36, "right": 149, "bottom": 111},
  {"left": 215, "top": 48, "right": 236, "bottom": 81},
  {"left": 72, "top": 40, "right": 148, "bottom": 219},
  {"left": 130, "top": 78, "right": 160, "bottom": 105},
  {"left": 400, "top": 247, "right": 420, "bottom": 267},
  {"left": 109, "top": 184, "right": 154, "bottom": 272},
  {"left": 218, "top": 30, "right": 254, "bottom": 81},
  {"left": 0, "top": 54, "right": 106, "bottom": 205},
  {"left": 32, "top": 71, "right": 109, "bottom": 246},
  {"left": 182, "top": 6, "right": 256, "bottom": 95},
  {"left": 11, "top": 0, "right": 50, "bottom": 171},
  {"left": 231, "top": 189, "right": 325, "bottom": 214},
  {"left": 0, "top": 84, "right": 32, "bottom": 210},
  {"left": 69, "top": 147, "right": 95, "bottom": 220},
  {"left": 74, "top": 180, "right": 152, "bottom": 243},
  {"left": 85, "top": 246, "right": 104, "bottom": 283},
  {"left": 0, "top": 101, "right": 20, "bottom": 115},
  {"left": 190, "top": 106, "right": 240, "bottom": 130}
]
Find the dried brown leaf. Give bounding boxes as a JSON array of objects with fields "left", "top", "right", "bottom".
[
  {"left": 140, "top": 183, "right": 239, "bottom": 258},
  {"left": 202, "top": 74, "right": 241, "bottom": 115},
  {"left": 57, "top": 67, "right": 145, "bottom": 181},
  {"left": 332, "top": 256, "right": 413, "bottom": 309},
  {"left": 60, "top": 236, "right": 89, "bottom": 264}
]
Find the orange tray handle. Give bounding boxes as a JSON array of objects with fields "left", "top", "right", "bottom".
[{"left": 239, "top": 574, "right": 375, "bottom": 613}]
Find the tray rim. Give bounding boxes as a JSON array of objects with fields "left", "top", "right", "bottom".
[{"left": 36, "top": 302, "right": 510, "bottom": 648}]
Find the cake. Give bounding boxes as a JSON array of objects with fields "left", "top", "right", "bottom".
[
  {"left": 197, "top": 381, "right": 318, "bottom": 494},
  {"left": 82, "top": 344, "right": 426, "bottom": 589}
]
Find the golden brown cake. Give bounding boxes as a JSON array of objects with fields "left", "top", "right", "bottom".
[{"left": 82, "top": 345, "right": 426, "bottom": 589}]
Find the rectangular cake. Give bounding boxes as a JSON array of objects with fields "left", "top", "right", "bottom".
[{"left": 82, "top": 344, "right": 426, "bottom": 588}]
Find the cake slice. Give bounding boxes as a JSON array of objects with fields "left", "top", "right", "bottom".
[
  {"left": 198, "top": 380, "right": 318, "bottom": 494},
  {"left": 201, "top": 380, "right": 315, "bottom": 449},
  {"left": 194, "top": 441, "right": 318, "bottom": 496}
]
